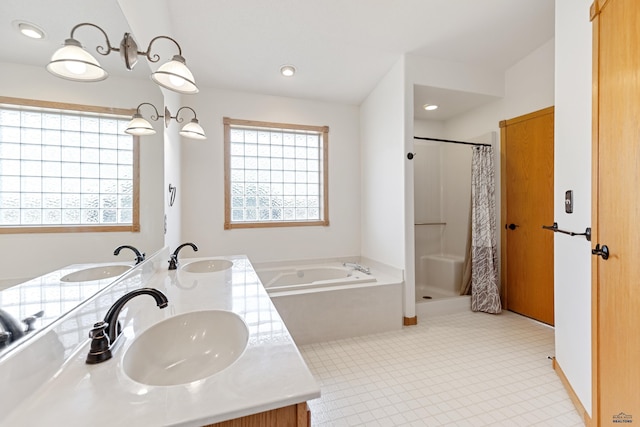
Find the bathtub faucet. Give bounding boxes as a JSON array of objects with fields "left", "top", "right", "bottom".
[{"left": 343, "top": 262, "right": 371, "bottom": 275}]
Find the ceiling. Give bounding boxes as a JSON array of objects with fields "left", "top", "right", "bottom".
[{"left": 0, "top": 0, "right": 555, "bottom": 121}]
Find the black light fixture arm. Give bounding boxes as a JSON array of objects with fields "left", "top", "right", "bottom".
[
  {"left": 171, "top": 106, "right": 198, "bottom": 124},
  {"left": 67, "top": 25, "right": 184, "bottom": 69},
  {"left": 69, "top": 23, "right": 115, "bottom": 56},
  {"left": 143, "top": 35, "right": 183, "bottom": 63},
  {"left": 134, "top": 102, "right": 163, "bottom": 121},
  {"left": 131, "top": 102, "right": 200, "bottom": 129}
]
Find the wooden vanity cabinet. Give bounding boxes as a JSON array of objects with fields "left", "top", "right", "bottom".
[{"left": 204, "top": 402, "right": 310, "bottom": 427}]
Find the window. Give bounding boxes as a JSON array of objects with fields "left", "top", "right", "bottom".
[
  {"left": 0, "top": 97, "right": 139, "bottom": 234},
  {"left": 224, "top": 117, "right": 329, "bottom": 229}
]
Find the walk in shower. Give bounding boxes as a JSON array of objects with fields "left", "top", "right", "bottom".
[{"left": 413, "top": 131, "right": 497, "bottom": 316}]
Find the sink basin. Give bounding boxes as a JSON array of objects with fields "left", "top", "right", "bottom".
[
  {"left": 180, "top": 259, "right": 234, "bottom": 273},
  {"left": 123, "top": 310, "right": 249, "bottom": 386},
  {"left": 60, "top": 265, "right": 131, "bottom": 282}
]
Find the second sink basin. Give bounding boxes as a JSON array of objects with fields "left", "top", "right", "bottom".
[
  {"left": 60, "top": 265, "right": 131, "bottom": 282},
  {"left": 180, "top": 259, "right": 234, "bottom": 273},
  {"left": 122, "top": 310, "right": 249, "bottom": 386}
]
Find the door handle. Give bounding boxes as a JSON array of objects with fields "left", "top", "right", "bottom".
[
  {"left": 505, "top": 223, "right": 519, "bottom": 230},
  {"left": 592, "top": 244, "right": 610, "bottom": 260}
]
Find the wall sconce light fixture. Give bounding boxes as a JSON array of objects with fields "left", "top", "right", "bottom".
[
  {"left": 47, "top": 23, "right": 198, "bottom": 95},
  {"left": 125, "top": 103, "right": 206, "bottom": 140}
]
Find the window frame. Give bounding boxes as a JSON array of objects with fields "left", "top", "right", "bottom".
[
  {"left": 223, "top": 117, "right": 329, "bottom": 229},
  {"left": 0, "top": 96, "right": 140, "bottom": 234}
]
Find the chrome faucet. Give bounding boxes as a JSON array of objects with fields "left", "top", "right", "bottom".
[
  {"left": 168, "top": 242, "right": 198, "bottom": 270},
  {"left": 114, "top": 245, "right": 145, "bottom": 265},
  {"left": 343, "top": 262, "right": 371, "bottom": 275},
  {"left": 86, "top": 288, "right": 168, "bottom": 364}
]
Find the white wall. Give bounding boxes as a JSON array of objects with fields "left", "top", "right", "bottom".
[
  {"left": 162, "top": 90, "right": 182, "bottom": 252},
  {"left": 413, "top": 142, "right": 444, "bottom": 265},
  {"left": 360, "top": 60, "right": 407, "bottom": 270},
  {"left": 0, "top": 61, "right": 165, "bottom": 283},
  {"left": 406, "top": 55, "right": 505, "bottom": 99},
  {"left": 441, "top": 144, "right": 472, "bottom": 257},
  {"left": 413, "top": 121, "right": 445, "bottom": 230},
  {"left": 359, "top": 59, "right": 410, "bottom": 315},
  {"left": 504, "top": 38, "right": 556, "bottom": 118},
  {"left": 177, "top": 86, "right": 361, "bottom": 262},
  {"left": 554, "top": 0, "right": 593, "bottom": 415},
  {"left": 414, "top": 118, "right": 472, "bottom": 260},
  {"left": 444, "top": 38, "right": 555, "bottom": 141}
]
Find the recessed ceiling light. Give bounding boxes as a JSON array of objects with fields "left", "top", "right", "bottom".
[
  {"left": 13, "top": 21, "right": 46, "bottom": 39},
  {"left": 280, "top": 65, "right": 296, "bottom": 77},
  {"left": 423, "top": 104, "right": 439, "bottom": 111}
]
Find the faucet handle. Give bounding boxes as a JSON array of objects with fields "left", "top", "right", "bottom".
[
  {"left": 88, "top": 321, "right": 108, "bottom": 339},
  {"left": 86, "top": 321, "right": 112, "bottom": 364},
  {"left": 168, "top": 254, "right": 178, "bottom": 270},
  {"left": 22, "top": 310, "right": 44, "bottom": 332},
  {"left": 0, "top": 331, "right": 12, "bottom": 346}
]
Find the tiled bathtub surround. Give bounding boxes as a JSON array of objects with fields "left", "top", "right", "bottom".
[{"left": 300, "top": 310, "right": 584, "bottom": 427}]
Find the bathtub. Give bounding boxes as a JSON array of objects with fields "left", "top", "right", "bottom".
[
  {"left": 261, "top": 265, "right": 376, "bottom": 292},
  {"left": 416, "top": 254, "right": 470, "bottom": 317},
  {"left": 255, "top": 262, "right": 403, "bottom": 345}
]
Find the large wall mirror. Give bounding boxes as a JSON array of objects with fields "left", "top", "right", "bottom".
[{"left": 0, "top": 0, "right": 166, "bottom": 355}]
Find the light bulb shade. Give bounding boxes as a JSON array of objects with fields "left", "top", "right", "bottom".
[
  {"left": 125, "top": 115, "right": 156, "bottom": 136},
  {"left": 151, "top": 55, "right": 199, "bottom": 94},
  {"left": 46, "top": 39, "right": 107, "bottom": 82},
  {"left": 179, "top": 118, "right": 206, "bottom": 140}
]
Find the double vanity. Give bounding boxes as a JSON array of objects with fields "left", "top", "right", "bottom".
[{"left": 0, "top": 247, "right": 320, "bottom": 426}]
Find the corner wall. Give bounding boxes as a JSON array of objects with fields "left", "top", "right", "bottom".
[
  {"left": 162, "top": 90, "right": 183, "bottom": 252},
  {"left": 554, "top": 0, "right": 592, "bottom": 415},
  {"left": 360, "top": 61, "right": 407, "bottom": 265}
]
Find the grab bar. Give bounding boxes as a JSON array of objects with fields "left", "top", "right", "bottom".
[
  {"left": 542, "top": 222, "right": 591, "bottom": 241},
  {"left": 415, "top": 222, "right": 447, "bottom": 226}
]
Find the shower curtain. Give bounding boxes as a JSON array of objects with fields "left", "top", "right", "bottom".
[{"left": 465, "top": 146, "right": 501, "bottom": 314}]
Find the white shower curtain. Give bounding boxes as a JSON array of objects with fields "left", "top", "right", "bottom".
[{"left": 470, "top": 146, "right": 501, "bottom": 314}]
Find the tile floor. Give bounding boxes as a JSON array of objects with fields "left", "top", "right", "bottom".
[{"left": 299, "top": 310, "right": 584, "bottom": 427}]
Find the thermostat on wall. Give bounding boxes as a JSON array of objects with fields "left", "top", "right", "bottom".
[{"left": 565, "top": 190, "right": 573, "bottom": 214}]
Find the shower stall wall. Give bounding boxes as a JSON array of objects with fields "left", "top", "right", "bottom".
[{"left": 413, "top": 140, "right": 472, "bottom": 302}]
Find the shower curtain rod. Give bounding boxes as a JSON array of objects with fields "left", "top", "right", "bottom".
[{"left": 414, "top": 136, "right": 491, "bottom": 147}]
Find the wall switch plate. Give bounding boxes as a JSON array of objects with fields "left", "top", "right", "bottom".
[{"left": 565, "top": 190, "right": 573, "bottom": 213}]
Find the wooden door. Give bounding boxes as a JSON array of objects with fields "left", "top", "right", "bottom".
[
  {"left": 500, "top": 107, "right": 554, "bottom": 326},
  {"left": 592, "top": 0, "right": 640, "bottom": 423}
]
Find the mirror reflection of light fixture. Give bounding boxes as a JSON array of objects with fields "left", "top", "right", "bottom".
[
  {"left": 125, "top": 103, "right": 206, "bottom": 140},
  {"left": 47, "top": 23, "right": 199, "bottom": 94}
]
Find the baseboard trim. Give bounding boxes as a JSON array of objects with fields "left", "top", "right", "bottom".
[
  {"left": 552, "top": 358, "right": 592, "bottom": 426},
  {"left": 403, "top": 316, "right": 417, "bottom": 326}
]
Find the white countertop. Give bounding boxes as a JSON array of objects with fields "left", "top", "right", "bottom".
[
  {"left": 0, "top": 261, "right": 134, "bottom": 349},
  {"left": 1, "top": 253, "right": 320, "bottom": 426}
]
